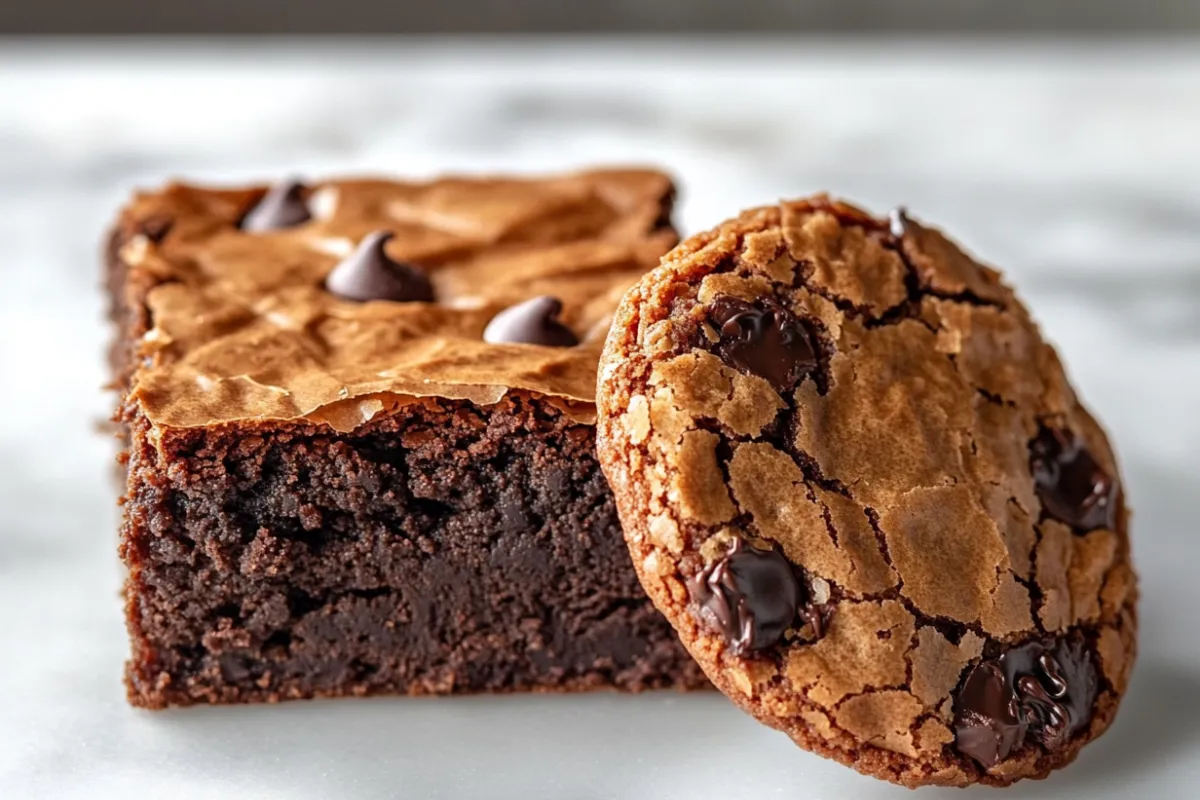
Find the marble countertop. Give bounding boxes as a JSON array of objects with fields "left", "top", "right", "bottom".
[{"left": 1, "top": 39, "right": 1198, "bottom": 799}]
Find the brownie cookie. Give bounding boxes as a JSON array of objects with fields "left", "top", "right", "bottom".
[{"left": 596, "top": 196, "right": 1136, "bottom": 787}]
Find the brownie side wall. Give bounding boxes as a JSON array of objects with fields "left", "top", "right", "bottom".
[
  {"left": 121, "top": 396, "right": 706, "bottom": 707},
  {"left": 105, "top": 220, "right": 164, "bottom": 397}
]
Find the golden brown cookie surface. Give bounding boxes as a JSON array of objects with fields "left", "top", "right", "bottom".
[{"left": 596, "top": 197, "right": 1136, "bottom": 787}]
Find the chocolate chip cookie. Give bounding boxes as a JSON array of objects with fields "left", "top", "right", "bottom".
[{"left": 596, "top": 196, "right": 1136, "bottom": 787}]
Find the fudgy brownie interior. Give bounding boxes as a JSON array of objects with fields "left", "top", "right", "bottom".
[{"left": 122, "top": 396, "right": 702, "bottom": 706}]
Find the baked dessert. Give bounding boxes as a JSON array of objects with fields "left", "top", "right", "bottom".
[
  {"left": 595, "top": 196, "right": 1136, "bottom": 786},
  {"left": 106, "top": 168, "right": 709, "bottom": 708}
]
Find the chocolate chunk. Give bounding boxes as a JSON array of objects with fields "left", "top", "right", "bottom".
[
  {"left": 953, "top": 661, "right": 1026, "bottom": 769},
  {"left": 483, "top": 296, "right": 578, "bottom": 347},
  {"left": 708, "top": 295, "right": 818, "bottom": 392},
  {"left": 953, "top": 637, "right": 1098, "bottom": 768},
  {"left": 1030, "top": 426, "right": 1117, "bottom": 531},
  {"left": 685, "top": 539, "right": 810, "bottom": 655},
  {"left": 241, "top": 180, "right": 312, "bottom": 232},
  {"left": 325, "top": 231, "right": 434, "bottom": 303}
]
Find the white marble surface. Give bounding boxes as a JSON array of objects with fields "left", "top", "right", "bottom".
[{"left": 1, "top": 39, "right": 1199, "bottom": 799}]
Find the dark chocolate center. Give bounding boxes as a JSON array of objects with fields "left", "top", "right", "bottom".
[
  {"left": 953, "top": 637, "right": 1098, "bottom": 768},
  {"left": 686, "top": 540, "right": 817, "bottom": 655},
  {"left": 1030, "top": 426, "right": 1117, "bottom": 532},
  {"left": 708, "top": 295, "right": 818, "bottom": 393}
]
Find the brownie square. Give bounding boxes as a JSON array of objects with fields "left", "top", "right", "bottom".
[{"left": 107, "top": 170, "right": 706, "bottom": 707}]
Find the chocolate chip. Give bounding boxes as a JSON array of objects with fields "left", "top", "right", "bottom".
[
  {"left": 1030, "top": 426, "right": 1117, "bottom": 531},
  {"left": 953, "top": 637, "right": 1098, "bottom": 768},
  {"left": 708, "top": 295, "right": 818, "bottom": 392},
  {"left": 483, "top": 296, "right": 578, "bottom": 347},
  {"left": 1032, "top": 640, "right": 1096, "bottom": 749},
  {"left": 325, "top": 231, "right": 434, "bottom": 303},
  {"left": 241, "top": 180, "right": 312, "bottom": 232},
  {"left": 953, "top": 661, "right": 1025, "bottom": 768},
  {"left": 685, "top": 539, "right": 812, "bottom": 655}
]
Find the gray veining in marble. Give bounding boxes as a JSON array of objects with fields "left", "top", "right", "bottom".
[{"left": 0, "top": 39, "right": 1197, "bottom": 800}]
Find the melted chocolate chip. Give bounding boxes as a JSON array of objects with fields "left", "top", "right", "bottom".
[
  {"left": 953, "top": 637, "right": 1098, "bottom": 768},
  {"left": 241, "top": 180, "right": 312, "bottom": 232},
  {"left": 325, "top": 231, "right": 434, "bottom": 303},
  {"left": 483, "top": 296, "right": 578, "bottom": 347},
  {"left": 1030, "top": 426, "right": 1117, "bottom": 532},
  {"left": 954, "top": 661, "right": 1025, "bottom": 769},
  {"left": 685, "top": 539, "right": 814, "bottom": 655},
  {"left": 708, "top": 295, "right": 818, "bottom": 392}
]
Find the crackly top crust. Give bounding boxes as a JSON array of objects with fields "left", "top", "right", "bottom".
[
  {"left": 596, "top": 197, "right": 1136, "bottom": 787},
  {"left": 112, "top": 168, "right": 677, "bottom": 432}
]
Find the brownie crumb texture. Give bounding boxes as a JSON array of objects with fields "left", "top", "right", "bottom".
[
  {"left": 596, "top": 196, "right": 1136, "bottom": 787},
  {"left": 121, "top": 395, "right": 707, "bottom": 706}
]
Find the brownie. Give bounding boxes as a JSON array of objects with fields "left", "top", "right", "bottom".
[{"left": 106, "top": 169, "right": 707, "bottom": 707}]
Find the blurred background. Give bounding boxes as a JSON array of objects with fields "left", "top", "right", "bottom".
[
  {"left": 3, "top": 3, "right": 1200, "bottom": 799},
  {"left": 4, "top": 0, "right": 1200, "bottom": 34}
]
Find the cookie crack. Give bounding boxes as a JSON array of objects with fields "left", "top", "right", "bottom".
[
  {"left": 976, "top": 387, "right": 1017, "bottom": 409},
  {"left": 804, "top": 281, "right": 874, "bottom": 320},
  {"left": 863, "top": 506, "right": 896, "bottom": 571},
  {"left": 1015, "top": 570, "right": 1047, "bottom": 635},
  {"left": 830, "top": 684, "right": 920, "bottom": 712},
  {"left": 903, "top": 624, "right": 921, "bottom": 687},
  {"left": 884, "top": 222, "right": 1005, "bottom": 313},
  {"left": 712, "top": 441, "right": 858, "bottom": 614},
  {"left": 776, "top": 431, "right": 854, "bottom": 499},
  {"left": 776, "top": 211, "right": 929, "bottom": 333},
  {"left": 860, "top": 505, "right": 994, "bottom": 650},
  {"left": 923, "top": 287, "right": 1005, "bottom": 311},
  {"left": 813, "top": 491, "right": 842, "bottom": 551}
]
